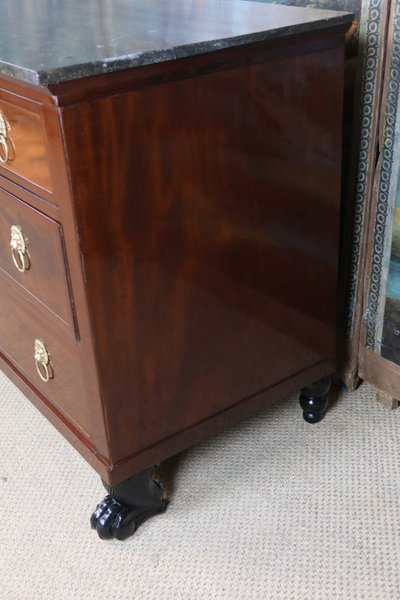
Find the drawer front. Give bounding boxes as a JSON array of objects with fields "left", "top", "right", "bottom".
[
  {"left": 0, "top": 188, "right": 75, "bottom": 330},
  {"left": 0, "top": 283, "right": 90, "bottom": 437},
  {"left": 0, "top": 98, "right": 52, "bottom": 192}
]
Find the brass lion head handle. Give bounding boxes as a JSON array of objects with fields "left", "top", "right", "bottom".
[
  {"left": 0, "top": 110, "right": 13, "bottom": 164},
  {"left": 34, "top": 339, "right": 53, "bottom": 383},
  {"left": 10, "top": 224, "right": 30, "bottom": 273}
]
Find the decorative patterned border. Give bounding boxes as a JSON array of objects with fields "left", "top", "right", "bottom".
[
  {"left": 344, "top": 0, "right": 384, "bottom": 335},
  {"left": 365, "top": 1, "right": 400, "bottom": 349}
]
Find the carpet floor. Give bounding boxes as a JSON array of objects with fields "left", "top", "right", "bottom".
[{"left": 1, "top": 371, "right": 399, "bottom": 599}]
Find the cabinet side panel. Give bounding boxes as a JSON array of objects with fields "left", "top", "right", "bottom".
[{"left": 62, "top": 43, "right": 344, "bottom": 464}]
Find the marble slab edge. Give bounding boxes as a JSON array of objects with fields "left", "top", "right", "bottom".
[{"left": 0, "top": 13, "right": 353, "bottom": 88}]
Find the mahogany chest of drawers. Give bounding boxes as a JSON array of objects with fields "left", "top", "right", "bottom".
[{"left": 0, "top": 1, "right": 352, "bottom": 539}]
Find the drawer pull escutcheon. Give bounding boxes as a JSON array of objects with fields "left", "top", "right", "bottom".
[
  {"left": 34, "top": 339, "right": 53, "bottom": 383},
  {"left": 0, "top": 110, "right": 13, "bottom": 164},
  {"left": 10, "top": 225, "right": 30, "bottom": 273}
]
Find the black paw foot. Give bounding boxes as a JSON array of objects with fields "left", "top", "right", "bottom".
[
  {"left": 91, "top": 495, "right": 138, "bottom": 540},
  {"left": 299, "top": 376, "right": 331, "bottom": 424},
  {"left": 91, "top": 494, "right": 168, "bottom": 540},
  {"left": 91, "top": 468, "right": 168, "bottom": 540}
]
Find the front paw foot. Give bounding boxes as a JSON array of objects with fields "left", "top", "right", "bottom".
[
  {"left": 91, "top": 467, "right": 168, "bottom": 540},
  {"left": 91, "top": 495, "right": 137, "bottom": 540}
]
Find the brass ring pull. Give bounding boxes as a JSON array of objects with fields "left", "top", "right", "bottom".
[
  {"left": 10, "top": 225, "right": 30, "bottom": 273},
  {"left": 11, "top": 247, "right": 30, "bottom": 272},
  {"left": 34, "top": 339, "right": 53, "bottom": 383},
  {"left": 0, "top": 134, "right": 8, "bottom": 163},
  {"left": 36, "top": 359, "right": 51, "bottom": 383}
]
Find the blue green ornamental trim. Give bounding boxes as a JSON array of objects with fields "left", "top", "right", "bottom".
[
  {"left": 365, "top": 1, "right": 400, "bottom": 349},
  {"left": 345, "top": 0, "right": 383, "bottom": 335}
]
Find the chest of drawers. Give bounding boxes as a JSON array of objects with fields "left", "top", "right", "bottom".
[{"left": 0, "top": 0, "right": 352, "bottom": 540}]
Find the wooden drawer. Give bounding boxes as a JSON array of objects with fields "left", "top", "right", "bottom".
[
  {"left": 0, "top": 97, "right": 52, "bottom": 192},
  {"left": 0, "top": 187, "right": 75, "bottom": 331},
  {"left": 0, "top": 282, "right": 90, "bottom": 437}
]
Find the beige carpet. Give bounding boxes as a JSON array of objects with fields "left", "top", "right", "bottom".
[{"left": 1, "top": 371, "right": 400, "bottom": 600}]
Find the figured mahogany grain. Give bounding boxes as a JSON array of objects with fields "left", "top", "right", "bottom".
[{"left": 61, "top": 35, "right": 345, "bottom": 469}]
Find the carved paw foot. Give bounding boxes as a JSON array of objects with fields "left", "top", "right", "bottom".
[
  {"left": 91, "top": 495, "right": 138, "bottom": 540},
  {"left": 91, "top": 468, "right": 168, "bottom": 540}
]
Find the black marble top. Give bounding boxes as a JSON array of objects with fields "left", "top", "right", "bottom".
[{"left": 0, "top": 0, "right": 353, "bottom": 86}]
